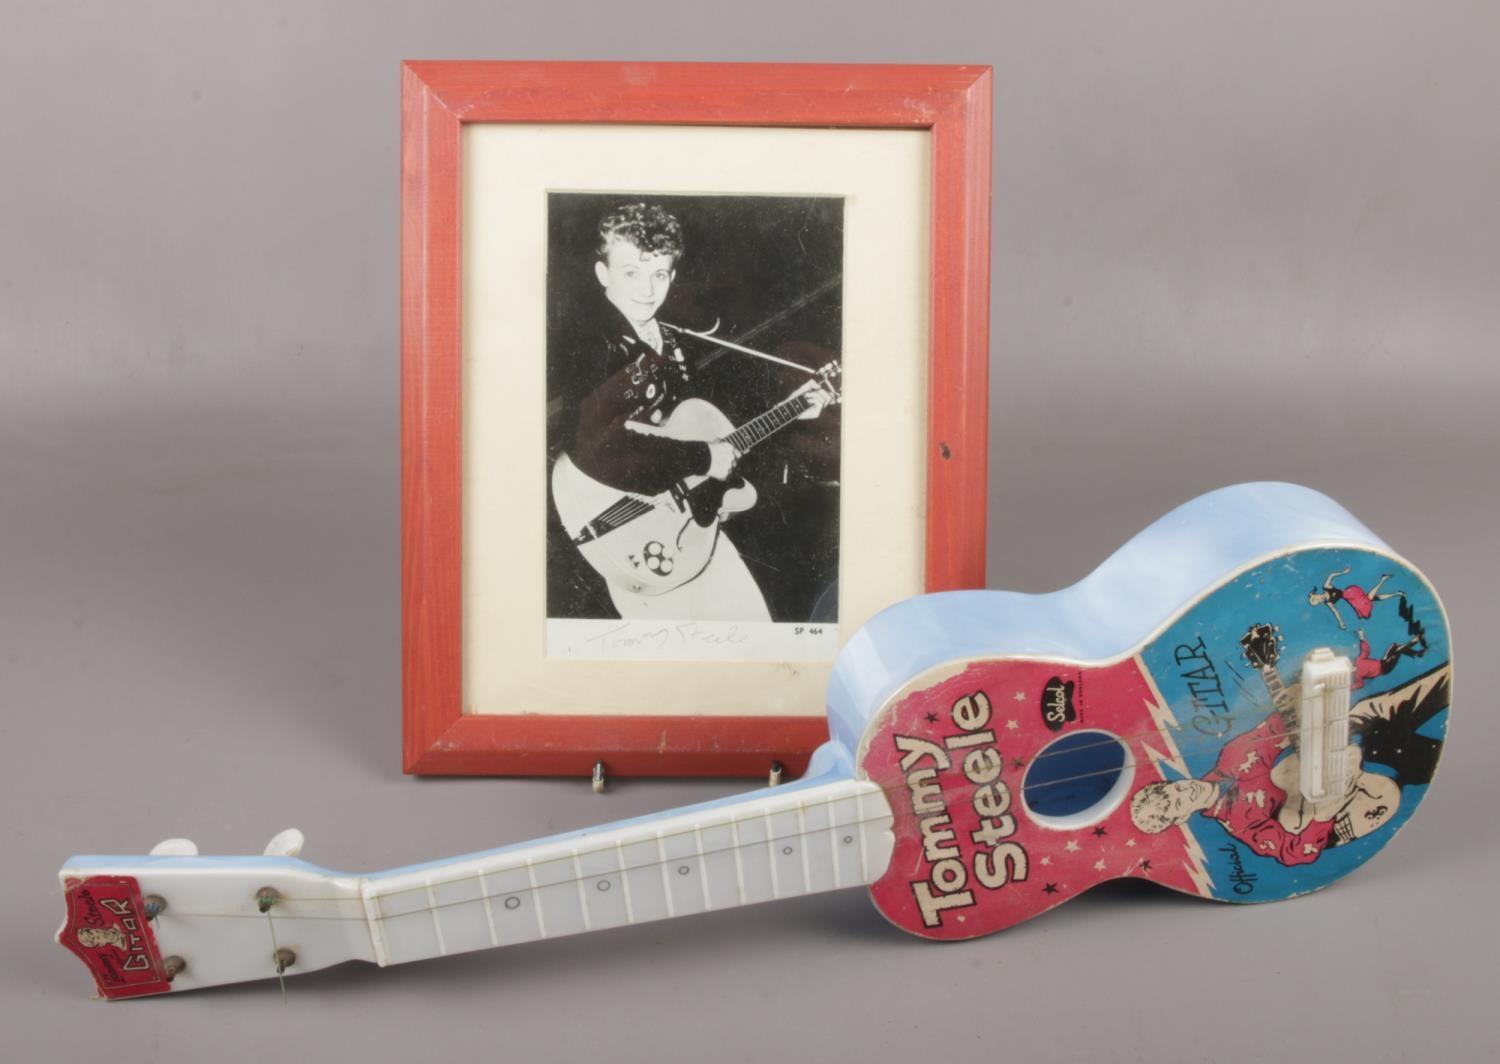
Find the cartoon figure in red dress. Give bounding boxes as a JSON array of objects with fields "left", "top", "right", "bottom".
[
  {"left": 1130, "top": 666, "right": 1448, "bottom": 864},
  {"left": 1308, "top": 567, "right": 1402, "bottom": 629},
  {"left": 1352, "top": 626, "right": 1427, "bottom": 690}
]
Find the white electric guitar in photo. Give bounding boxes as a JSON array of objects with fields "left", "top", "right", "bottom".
[{"left": 551, "top": 361, "right": 840, "bottom": 597}]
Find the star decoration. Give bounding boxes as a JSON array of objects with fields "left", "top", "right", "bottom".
[
  {"left": 1042, "top": 883, "right": 1059, "bottom": 895},
  {"left": 1125, "top": 838, "right": 1137, "bottom": 848},
  {"left": 1064, "top": 840, "right": 1080, "bottom": 853},
  {"left": 1012, "top": 691, "right": 1026, "bottom": 702},
  {"left": 1093, "top": 859, "right": 1107, "bottom": 872},
  {"left": 1005, "top": 719, "right": 1019, "bottom": 731},
  {"left": 1092, "top": 826, "right": 1108, "bottom": 837},
  {"left": 1010, "top": 757, "right": 1025, "bottom": 770},
  {"left": 1139, "top": 859, "right": 1153, "bottom": 871},
  {"left": 1040, "top": 855, "right": 1052, "bottom": 866},
  {"left": 924, "top": 711, "right": 939, "bottom": 723}
]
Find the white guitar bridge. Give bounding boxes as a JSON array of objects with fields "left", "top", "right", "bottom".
[{"left": 1298, "top": 648, "right": 1354, "bottom": 802}]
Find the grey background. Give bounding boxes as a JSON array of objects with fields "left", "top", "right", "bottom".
[{"left": 3, "top": 2, "right": 1496, "bottom": 1061}]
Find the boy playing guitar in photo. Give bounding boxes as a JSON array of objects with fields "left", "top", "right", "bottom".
[{"left": 550, "top": 203, "right": 833, "bottom": 622}]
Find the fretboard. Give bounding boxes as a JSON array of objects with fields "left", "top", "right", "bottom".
[
  {"left": 1258, "top": 664, "right": 1301, "bottom": 735},
  {"left": 1258, "top": 664, "right": 1292, "bottom": 707},
  {"left": 723, "top": 391, "right": 818, "bottom": 457},
  {"left": 360, "top": 778, "right": 893, "bottom": 967}
]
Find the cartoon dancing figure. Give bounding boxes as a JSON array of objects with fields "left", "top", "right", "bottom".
[
  {"left": 1308, "top": 567, "right": 1401, "bottom": 629},
  {"left": 1352, "top": 627, "right": 1426, "bottom": 690},
  {"left": 1130, "top": 667, "right": 1447, "bottom": 865}
]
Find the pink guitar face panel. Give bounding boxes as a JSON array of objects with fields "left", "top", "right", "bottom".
[{"left": 858, "top": 546, "right": 1450, "bottom": 940}]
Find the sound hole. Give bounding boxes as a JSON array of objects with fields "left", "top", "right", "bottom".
[{"left": 1022, "top": 730, "right": 1133, "bottom": 828}]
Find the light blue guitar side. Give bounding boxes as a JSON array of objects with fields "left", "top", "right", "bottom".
[{"left": 828, "top": 481, "right": 1401, "bottom": 752}]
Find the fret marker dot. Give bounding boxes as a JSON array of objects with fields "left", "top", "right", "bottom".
[
  {"left": 504, "top": 896, "right": 520, "bottom": 910},
  {"left": 842, "top": 836, "right": 853, "bottom": 845},
  {"left": 596, "top": 879, "right": 610, "bottom": 892},
  {"left": 677, "top": 865, "right": 691, "bottom": 876},
  {"left": 782, "top": 846, "right": 794, "bottom": 855}
]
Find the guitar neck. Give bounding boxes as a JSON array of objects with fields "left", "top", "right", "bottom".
[
  {"left": 1258, "top": 664, "right": 1291, "bottom": 704},
  {"left": 1258, "top": 663, "right": 1302, "bottom": 732},
  {"left": 362, "top": 774, "right": 892, "bottom": 968},
  {"left": 722, "top": 390, "right": 818, "bottom": 456}
]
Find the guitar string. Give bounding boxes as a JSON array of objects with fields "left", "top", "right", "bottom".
[
  {"left": 117, "top": 647, "right": 1419, "bottom": 938},
  {"left": 154, "top": 709, "right": 1299, "bottom": 927},
  {"left": 724, "top": 391, "right": 818, "bottom": 453},
  {"left": 111, "top": 650, "right": 1405, "bottom": 918},
  {"left": 918, "top": 667, "right": 1289, "bottom": 767},
  {"left": 139, "top": 710, "right": 1324, "bottom": 921},
  {"left": 596, "top": 498, "right": 652, "bottom": 525},
  {"left": 889, "top": 635, "right": 1331, "bottom": 769},
  {"left": 587, "top": 497, "right": 654, "bottom": 536},
  {"left": 135, "top": 685, "right": 1305, "bottom": 915},
  {"left": 142, "top": 810, "right": 900, "bottom": 923},
  {"left": 263, "top": 910, "right": 288, "bottom": 1003}
]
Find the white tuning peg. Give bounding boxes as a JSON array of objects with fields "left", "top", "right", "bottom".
[
  {"left": 262, "top": 828, "right": 305, "bottom": 858},
  {"left": 149, "top": 838, "right": 199, "bottom": 857}
]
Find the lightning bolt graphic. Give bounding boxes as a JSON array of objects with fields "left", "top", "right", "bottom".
[
  {"left": 1172, "top": 821, "right": 1216, "bottom": 899},
  {"left": 1134, "top": 655, "right": 1216, "bottom": 898}
]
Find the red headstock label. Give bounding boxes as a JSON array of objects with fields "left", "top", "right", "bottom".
[{"left": 58, "top": 876, "right": 171, "bottom": 999}]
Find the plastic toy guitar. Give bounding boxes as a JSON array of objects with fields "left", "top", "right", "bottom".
[{"left": 58, "top": 483, "right": 1450, "bottom": 997}]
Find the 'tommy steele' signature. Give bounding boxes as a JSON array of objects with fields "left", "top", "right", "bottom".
[{"left": 584, "top": 622, "right": 753, "bottom": 652}]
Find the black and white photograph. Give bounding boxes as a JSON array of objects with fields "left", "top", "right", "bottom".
[{"left": 545, "top": 193, "right": 844, "bottom": 646}]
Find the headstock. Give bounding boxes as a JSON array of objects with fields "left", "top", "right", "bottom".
[
  {"left": 790, "top": 361, "right": 842, "bottom": 414},
  {"left": 58, "top": 832, "right": 367, "bottom": 998},
  {"left": 814, "top": 361, "right": 843, "bottom": 405},
  {"left": 1239, "top": 622, "right": 1283, "bottom": 670}
]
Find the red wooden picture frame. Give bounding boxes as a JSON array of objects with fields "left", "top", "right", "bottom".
[{"left": 403, "top": 61, "right": 991, "bottom": 778}]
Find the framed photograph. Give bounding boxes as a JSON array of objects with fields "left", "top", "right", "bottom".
[{"left": 403, "top": 61, "right": 991, "bottom": 777}]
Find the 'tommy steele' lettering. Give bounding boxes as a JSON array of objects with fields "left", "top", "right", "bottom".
[{"left": 893, "top": 691, "right": 1029, "bottom": 928}]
